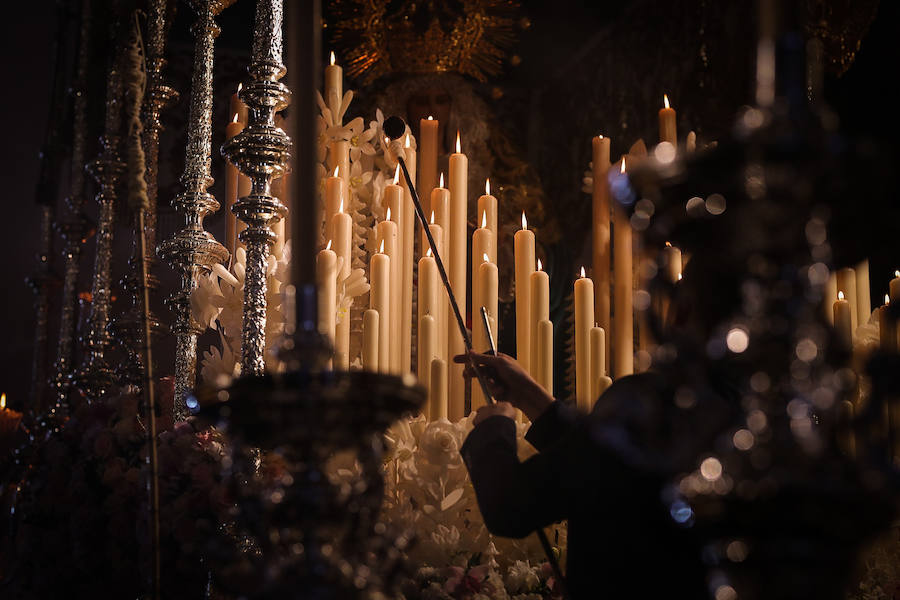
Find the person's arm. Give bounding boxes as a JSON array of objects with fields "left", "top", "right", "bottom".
[{"left": 524, "top": 399, "right": 578, "bottom": 452}]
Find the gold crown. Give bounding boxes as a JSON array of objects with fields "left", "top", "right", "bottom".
[{"left": 329, "top": 0, "right": 521, "bottom": 84}]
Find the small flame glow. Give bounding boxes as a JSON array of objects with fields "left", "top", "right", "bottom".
[
  {"left": 0, "top": 393, "right": 5, "bottom": 409},
  {"left": 537, "top": 258, "right": 543, "bottom": 271},
  {"left": 439, "top": 172, "right": 444, "bottom": 188},
  {"left": 430, "top": 211, "right": 435, "bottom": 224},
  {"left": 426, "top": 247, "right": 432, "bottom": 257},
  {"left": 405, "top": 134, "right": 410, "bottom": 148},
  {"left": 427, "top": 115, "right": 434, "bottom": 120},
  {"left": 386, "top": 206, "right": 392, "bottom": 221},
  {"left": 379, "top": 239, "right": 385, "bottom": 253},
  {"left": 664, "top": 94, "right": 670, "bottom": 109},
  {"left": 483, "top": 253, "right": 490, "bottom": 263},
  {"left": 598, "top": 134, "right": 604, "bottom": 139},
  {"left": 665, "top": 241, "right": 672, "bottom": 247},
  {"left": 521, "top": 211, "right": 527, "bottom": 230},
  {"left": 237, "top": 83, "right": 242, "bottom": 93},
  {"left": 232, "top": 113, "right": 239, "bottom": 124},
  {"left": 333, "top": 166, "right": 339, "bottom": 177},
  {"left": 326, "top": 239, "right": 332, "bottom": 251},
  {"left": 338, "top": 198, "right": 344, "bottom": 213},
  {"left": 677, "top": 272, "right": 683, "bottom": 281},
  {"left": 393, "top": 164, "right": 400, "bottom": 184},
  {"left": 886, "top": 294, "right": 891, "bottom": 305},
  {"left": 838, "top": 290, "right": 845, "bottom": 300},
  {"left": 455, "top": 131, "right": 461, "bottom": 153},
  {"left": 580, "top": 266, "right": 586, "bottom": 278},
  {"left": 330, "top": 51, "right": 336, "bottom": 66},
  {"left": 485, "top": 178, "right": 491, "bottom": 196},
  {"left": 620, "top": 157, "right": 626, "bottom": 173},
  {"left": 895, "top": 270, "right": 900, "bottom": 278},
  {"left": 481, "top": 211, "right": 487, "bottom": 228}
]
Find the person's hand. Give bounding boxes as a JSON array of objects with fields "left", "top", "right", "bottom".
[
  {"left": 472, "top": 401, "right": 517, "bottom": 426},
  {"left": 453, "top": 351, "right": 555, "bottom": 421}
]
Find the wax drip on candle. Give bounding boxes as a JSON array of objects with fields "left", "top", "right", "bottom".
[
  {"left": 439, "top": 172, "right": 445, "bottom": 188},
  {"left": 456, "top": 131, "right": 461, "bottom": 153},
  {"left": 481, "top": 211, "right": 487, "bottom": 228},
  {"left": 664, "top": 94, "right": 670, "bottom": 109},
  {"left": 393, "top": 164, "right": 400, "bottom": 185},
  {"left": 326, "top": 239, "right": 332, "bottom": 251},
  {"left": 537, "top": 258, "right": 543, "bottom": 271},
  {"left": 839, "top": 290, "right": 845, "bottom": 300},
  {"left": 330, "top": 51, "right": 336, "bottom": 66},
  {"left": 580, "top": 266, "right": 586, "bottom": 278},
  {"left": 521, "top": 211, "right": 527, "bottom": 230},
  {"left": 485, "top": 178, "right": 491, "bottom": 196}
]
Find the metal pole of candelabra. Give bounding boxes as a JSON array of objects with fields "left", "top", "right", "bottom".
[
  {"left": 71, "top": 10, "right": 127, "bottom": 404},
  {"left": 222, "top": 0, "right": 291, "bottom": 377},
  {"left": 49, "top": 0, "right": 93, "bottom": 421},
  {"left": 114, "top": 0, "right": 178, "bottom": 390},
  {"left": 285, "top": 0, "right": 322, "bottom": 355},
  {"left": 159, "top": 0, "right": 232, "bottom": 419}
]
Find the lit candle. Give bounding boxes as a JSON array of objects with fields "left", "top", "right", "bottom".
[
  {"left": 229, "top": 83, "right": 247, "bottom": 125},
  {"left": 592, "top": 134, "right": 611, "bottom": 374},
  {"left": 613, "top": 158, "right": 634, "bottom": 378},
  {"left": 879, "top": 294, "right": 896, "bottom": 352},
  {"left": 590, "top": 326, "right": 612, "bottom": 404},
  {"left": 418, "top": 248, "right": 439, "bottom": 350},
  {"left": 824, "top": 271, "right": 838, "bottom": 324},
  {"left": 427, "top": 173, "right": 450, "bottom": 257},
  {"left": 477, "top": 178, "right": 498, "bottom": 264},
  {"left": 363, "top": 308, "right": 379, "bottom": 371},
  {"left": 530, "top": 259, "right": 550, "bottom": 377},
  {"left": 317, "top": 241, "right": 337, "bottom": 367},
  {"left": 448, "top": 132, "right": 468, "bottom": 420},
  {"left": 400, "top": 136, "right": 416, "bottom": 374},
  {"left": 324, "top": 166, "right": 346, "bottom": 242},
  {"left": 431, "top": 177, "right": 450, "bottom": 362},
  {"left": 575, "top": 267, "right": 594, "bottom": 412},
  {"left": 419, "top": 116, "right": 439, "bottom": 223},
  {"left": 658, "top": 94, "right": 677, "bottom": 145},
  {"left": 370, "top": 242, "right": 391, "bottom": 372},
  {"left": 430, "top": 358, "right": 448, "bottom": 420},
  {"left": 324, "top": 50, "right": 342, "bottom": 116},
  {"left": 837, "top": 267, "right": 858, "bottom": 332},
  {"left": 890, "top": 270, "right": 900, "bottom": 303},
  {"left": 856, "top": 260, "right": 871, "bottom": 327},
  {"left": 514, "top": 211, "right": 535, "bottom": 374},
  {"left": 328, "top": 140, "right": 350, "bottom": 187},
  {"left": 376, "top": 208, "right": 400, "bottom": 372},
  {"left": 663, "top": 241, "right": 682, "bottom": 284},
  {"left": 224, "top": 113, "right": 244, "bottom": 258},
  {"left": 332, "top": 200, "right": 353, "bottom": 369},
  {"left": 472, "top": 210, "right": 494, "bottom": 315},
  {"left": 472, "top": 254, "right": 498, "bottom": 411},
  {"left": 833, "top": 290, "right": 852, "bottom": 349},
  {"left": 427, "top": 218, "right": 447, "bottom": 362},
  {"left": 535, "top": 319, "right": 553, "bottom": 394},
  {"left": 418, "top": 314, "right": 436, "bottom": 418}
]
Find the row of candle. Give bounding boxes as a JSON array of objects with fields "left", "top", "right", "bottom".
[{"left": 833, "top": 269, "right": 900, "bottom": 351}]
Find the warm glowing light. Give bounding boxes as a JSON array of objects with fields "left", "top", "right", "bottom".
[
  {"left": 481, "top": 211, "right": 487, "bottom": 228},
  {"left": 838, "top": 290, "right": 845, "bottom": 300},
  {"left": 580, "top": 266, "right": 586, "bottom": 278},
  {"left": 326, "top": 240, "right": 332, "bottom": 251},
  {"left": 439, "top": 172, "right": 444, "bottom": 188},
  {"left": 455, "top": 131, "right": 461, "bottom": 153},
  {"left": 521, "top": 211, "right": 527, "bottom": 230},
  {"left": 393, "top": 164, "right": 400, "bottom": 184},
  {"left": 404, "top": 134, "right": 411, "bottom": 149},
  {"left": 485, "top": 178, "right": 491, "bottom": 196},
  {"left": 678, "top": 272, "right": 683, "bottom": 281},
  {"left": 237, "top": 83, "right": 242, "bottom": 93},
  {"left": 333, "top": 166, "right": 339, "bottom": 177},
  {"left": 0, "top": 393, "right": 5, "bottom": 409},
  {"left": 386, "top": 207, "right": 392, "bottom": 221},
  {"left": 483, "top": 253, "right": 490, "bottom": 263},
  {"left": 537, "top": 258, "right": 543, "bottom": 271},
  {"left": 330, "top": 51, "right": 335, "bottom": 66},
  {"left": 665, "top": 241, "right": 672, "bottom": 247},
  {"left": 426, "top": 247, "right": 432, "bottom": 257},
  {"left": 379, "top": 239, "right": 385, "bottom": 253},
  {"left": 430, "top": 211, "right": 435, "bottom": 224},
  {"left": 886, "top": 294, "right": 891, "bottom": 305},
  {"left": 700, "top": 456, "right": 722, "bottom": 481},
  {"left": 338, "top": 198, "right": 344, "bottom": 213},
  {"left": 620, "top": 157, "right": 626, "bottom": 173},
  {"left": 895, "top": 270, "right": 900, "bottom": 278},
  {"left": 232, "top": 113, "right": 239, "bottom": 124},
  {"left": 427, "top": 115, "right": 434, "bottom": 120},
  {"left": 598, "top": 134, "right": 604, "bottom": 139},
  {"left": 726, "top": 328, "right": 749, "bottom": 353},
  {"left": 663, "top": 94, "right": 670, "bottom": 109}
]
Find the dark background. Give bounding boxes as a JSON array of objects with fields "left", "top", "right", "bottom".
[{"left": 1, "top": 0, "right": 897, "bottom": 410}]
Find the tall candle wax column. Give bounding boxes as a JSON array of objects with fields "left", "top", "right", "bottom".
[
  {"left": 574, "top": 268, "right": 594, "bottom": 412},
  {"left": 659, "top": 94, "right": 677, "bottom": 145},
  {"left": 448, "top": 132, "right": 468, "bottom": 420},
  {"left": 400, "top": 135, "right": 416, "bottom": 374},
  {"left": 472, "top": 211, "right": 494, "bottom": 308},
  {"left": 836, "top": 267, "right": 858, "bottom": 332},
  {"left": 430, "top": 357, "right": 448, "bottom": 420},
  {"left": 418, "top": 314, "right": 436, "bottom": 418},
  {"left": 51, "top": 0, "right": 94, "bottom": 415},
  {"left": 418, "top": 116, "right": 439, "bottom": 249},
  {"left": 363, "top": 308, "right": 379, "bottom": 371},
  {"left": 591, "top": 135, "right": 611, "bottom": 374},
  {"left": 328, "top": 140, "right": 350, "bottom": 187},
  {"left": 472, "top": 255, "right": 498, "bottom": 411},
  {"left": 418, "top": 247, "right": 440, "bottom": 348},
  {"left": 224, "top": 113, "right": 244, "bottom": 256},
  {"left": 332, "top": 201, "right": 352, "bottom": 369},
  {"left": 515, "top": 212, "right": 535, "bottom": 374},
  {"left": 220, "top": 0, "right": 291, "bottom": 378},
  {"left": 324, "top": 167, "right": 345, "bottom": 242},
  {"left": 612, "top": 158, "right": 634, "bottom": 378},
  {"left": 428, "top": 219, "right": 447, "bottom": 362},
  {"left": 536, "top": 319, "right": 553, "bottom": 394},
  {"left": 530, "top": 260, "right": 550, "bottom": 378},
  {"left": 324, "top": 50, "right": 342, "bottom": 116},
  {"left": 71, "top": 34, "right": 127, "bottom": 403},
  {"left": 663, "top": 242, "right": 683, "bottom": 283},
  {"left": 376, "top": 213, "right": 400, "bottom": 371},
  {"left": 856, "top": 260, "right": 871, "bottom": 327},
  {"left": 431, "top": 179, "right": 450, "bottom": 362},
  {"left": 477, "top": 179, "right": 498, "bottom": 264},
  {"left": 159, "top": 0, "right": 232, "bottom": 416},
  {"left": 317, "top": 242, "right": 337, "bottom": 365},
  {"left": 834, "top": 291, "right": 852, "bottom": 349},
  {"left": 824, "top": 272, "right": 837, "bottom": 323},
  {"left": 590, "top": 326, "right": 612, "bottom": 404},
  {"left": 879, "top": 294, "right": 896, "bottom": 353},
  {"left": 370, "top": 245, "right": 390, "bottom": 372}
]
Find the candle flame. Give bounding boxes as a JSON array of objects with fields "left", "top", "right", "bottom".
[
  {"left": 580, "top": 266, "right": 586, "bottom": 278},
  {"left": 456, "top": 131, "right": 461, "bottom": 153},
  {"left": 326, "top": 239, "right": 332, "bottom": 251},
  {"left": 665, "top": 241, "right": 672, "bottom": 247},
  {"left": 886, "top": 294, "right": 891, "bottom": 305},
  {"left": 537, "top": 258, "right": 543, "bottom": 271},
  {"left": 439, "top": 172, "right": 444, "bottom": 188},
  {"left": 426, "top": 247, "right": 432, "bottom": 257},
  {"left": 483, "top": 253, "right": 490, "bottom": 263},
  {"left": 405, "top": 134, "right": 411, "bottom": 148},
  {"left": 620, "top": 157, "right": 626, "bottom": 173},
  {"left": 393, "top": 164, "right": 400, "bottom": 184},
  {"left": 430, "top": 211, "right": 435, "bottom": 224},
  {"left": 386, "top": 206, "right": 391, "bottom": 221},
  {"left": 677, "top": 272, "right": 683, "bottom": 281},
  {"left": 663, "top": 94, "right": 670, "bottom": 109},
  {"left": 485, "top": 178, "right": 491, "bottom": 196},
  {"left": 232, "top": 113, "right": 239, "bottom": 124},
  {"left": 0, "top": 393, "right": 5, "bottom": 409},
  {"left": 333, "top": 166, "right": 339, "bottom": 177},
  {"left": 895, "top": 270, "right": 900, "bottom": 278},
  {"left": 338, "top": 197, "right": 344, "bottom": 213},
  {"left": 237, "top": 83, "right": 242, "bottom": 93},
  {"left": 379, "top": 239, "right": 385, "bottom": 253},
  {"left": 521, "top": 211, "right": 527, "bottom": 230},
  {"left": 838, "top": 290, "right": 845, "bottom": 300},
  {"left": 481, "top": 211, "right": 487, "bottom": 228},
  {"left": 427, "top": 115, "right": 434, "bottom": 120},
  {"left": 330, "top": 51, "right": 336, "bottom": 66},
  {"left": 599, "top": 134, "right": 604, "bottom": 139}
]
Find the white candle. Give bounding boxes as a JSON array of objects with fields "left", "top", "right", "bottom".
[
  {"left": 880, "top": 294, "right": 896, "bottom": 352},
  {"left": 659, "top": 94, "right": 677, "bottom": 145},
  {"left": 448, "top": 133, "right": 467, "bottom": 421},
  {"left": 836, "top": 267, "right": 858, "bottom": 332},
  {"left": 324, "top": 167, "right": 345, "bottom": 243},
  {"left": 535, "top": 318, "right": 553, "bottom": 394},
  {"left": 419, "top": 116, "right": 439, "bottom": 224},
  {"left": 530, "top": 261, "right": 550, "bottom": 377},
  {"left": 427, "top": 221, "right": 447, "bottom": 362},
  {"left": 590, "top": 326, "right": 611, "bottom": 404},
  {"left": 328, "top": 140, "right": 350, "bottom": 187},
  {"left": 229, "top": 83, "right": 248, "bottom": 125},
  {"left": 376, "top": 211, "right": 400, "bottom": 372},
  {"left": 592, "top": 135, "right": 611, "bottom": 375},
  {"left": 430, "top": 357, "right": 448, "bottom": 420},
  {"left": 890, "top": 270, "right": 900, "bottom": 304},
  {"left": 427, "top": 177, "right": 450, "bottom": 259},
  {"left": 575, "top": 267, "right": 594, "bottom": 412},
  {"left": 317, "top": 243, "right": 337, "bottom": 367},
  {"left": 363, "top": 308, "right": 379, "bottom": 371},
  {"left": 400, "top": 136, "right": 416, "bottom": 374},
  {"left": 477, "top": 179, "right": 498, "bottom": 264},
  {"left": 418, "top": 314, "right": 436, "bottom": 419},
  {"left": 824, "top": 271, "right": 838, "bottom": 324},
  {"left": 472, "top": 256, "right": 498, "bottom": 411},
  {"left": 663, "top": 241, "right": 682, "bottom": 284},
  {"left": 472, "top": 211, "right": 494, "bottom": 313},
  {"left": 332, "top": 204, "right": 352, "bottom": 370},
  {"left": 370, "top": 248, "right": 390, "bottom": 373},
  {"left": 856, "top": 260, "right": 871, "bottom": 327},
  {"left": 613, "top": 158, "right": 634, "bottom": 378},
  {"left": 417, "top": 251, "right": 439, "bottom": 350},
  {"left": 324, "top": 51, "right": 342, "bottom": 116},
  {"left": 514, "top": 212, "right": 535, "bottom": 375},
  {"left": 833, "top": 290, "right": 852, "bottom": 349}
]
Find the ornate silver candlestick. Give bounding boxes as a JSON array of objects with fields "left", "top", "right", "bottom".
[
  {"left": 222, "top": 0, "right": 291, "bottom": 376},
  {"left": 71, "top": 38, "right": 126, "bottom": 403},
  {"left": 159, "top": 0, "right": 233, "bottom": 419},
  {"left": 114, "top": 0, "right": 178, "bottom": 389},
  {"left": 49, "top": 0, "right": 93, "bottom": 419}
]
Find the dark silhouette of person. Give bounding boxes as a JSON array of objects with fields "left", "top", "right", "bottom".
[{"left": 456, "top": 350, "right": 711, "bottom": 598}]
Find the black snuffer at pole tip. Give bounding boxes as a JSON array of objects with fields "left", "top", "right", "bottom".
[{"left": 383, "top": 116, "right": 407, "bottom": 140}]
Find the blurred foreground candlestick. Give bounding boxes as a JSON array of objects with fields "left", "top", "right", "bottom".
[
  {"left": 574, "top": 268, "right": 594, "bottom": 412},
  {"left": 448, "top": 132, "right": 467, "bottom": 419},
  {"left": 591, "top": 135, "right": 611, "bottom": 374},
  {"left": 658, "top": 94, "right": 677, "bottom": 145},
  {"left": 515, "top": 212, "right": 535, "bottom": 374},
  {"left": 833, "top": 290, "right": 852, "bottom": 349}
]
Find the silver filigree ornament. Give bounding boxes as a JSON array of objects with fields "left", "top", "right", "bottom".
[
  {"left": 158, "top": 0, "right": 235, "bottom": 420},
  {"left": 221, "top": 0, "right": 291, "bottom": 376}
]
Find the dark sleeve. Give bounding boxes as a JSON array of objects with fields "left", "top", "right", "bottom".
[
  {"left": 461, "top": 414, "right": 604, "bottom": 539},
  {"left": 524, "top": 401, "right": 578, "bottom": 451}
]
